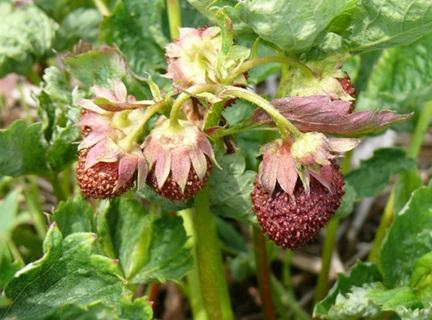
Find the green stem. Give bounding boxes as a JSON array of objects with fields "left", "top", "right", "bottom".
[
  {"left": 7, "top": 239, "right": 24, "bottom": 266},
  {"left": 193, "top": 187, "right": 234, "bottom": 320},
  {"left": 93, "top": 0, "right": 110, "bottom": 16},
  {"left": 222, "top": 86, "right": 302, "bottom": 140},
  {"left": 407, "top": 101, "right": 432, "bottom": 159},
  {"left": 253, "top": 226, "right": 276, "bottom": 320},
  {"left": 119, "top": 101, "right": 165, "bottom": 151},
  {"left": 282, "top": 251, "right": 294, "bottom": 295},
  {"left": 169, "top": 84, "right": 219, "bottom": 128},
  {"left": 181, "top": 209, "right": 209, "bottom": 320},
  {"left": 24, "top": 177, "right": 46, "bottom": 238},
  {"left": 61, "top": 165, "right": 72, "bottom": 198},
  {"left": 314, "top": 151, "right": 352, "bottom": 303},
  {"left": 167, "top": 0, "right": 181, "bottom": 40},
  {"left": 368, "top": 101, "right": 432, "bottom": 261},
  {"left": 314, "top": 218, "right": 339, "bottom": 304},
  {"left": 368, "top": 189, "right": 395, "bottom": 263},
  {"left": 225, "top": 56, "right": 315, "bottom": 84},
  {"left": 48, "top": 173, "right": 66, "bottom": 202}
]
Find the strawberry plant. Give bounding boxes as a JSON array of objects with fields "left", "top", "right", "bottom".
[{"left": 0, "top": 0, "right": 431, "bottom": 319}]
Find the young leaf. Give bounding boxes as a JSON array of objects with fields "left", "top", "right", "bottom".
[
  {"left": 345, "top": 148, "right": 416, "bottom": 199},
  {"left": 0, "top": 2, "right": 58, "bottom": 77},
  {"left": 380, "top": 182, "right": 432, "bottom": 288},
  {"left": 208, "top": 152, "right": 256, "bottom": 221},
  {"left": 1, "top": 226, "right": 141, "bottom": 320},
  {"left": 0, "top": 121, "right": 49, "bottom": 177}
]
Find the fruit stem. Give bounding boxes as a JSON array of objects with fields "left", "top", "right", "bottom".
[
  {"left": 253, "top": 226, "right": 276, "bottom": 320},
  {"left": 368, "top": 100, "right": 432, "bottom": 262},
  {"left": 167, "top": 0, "right": 181, "bottom": 40},
  {"left": 224, "top": 56, "right": 315, "bottom": 84},
  {"left": 180, "top": 209, "right": 209, "bottom": 320},
  {"left": 314, "top": 151, "right": 352, "bottom": 303},
  {"left": 221, "top": 86, "right": 302, "bottom": 140},
  {"left": 169, "top": 84, "right": 219, "bottom": 129},
  {"left": 193, "top": 187, "right": 234, "bottom": 320},
  {"left": 119, "top": 100, "right": 166, "bottom": 152}
]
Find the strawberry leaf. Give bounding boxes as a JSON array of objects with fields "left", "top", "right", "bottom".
[
  {"left": 208, "top": 152, "right": 256, "bottom": 221},
  {"left": 0, "top": 2, "right": 58, "bottom": 77},
  {"left": 99, "top": 198, "right": 192, "bottom": 283},
  {"left": 0, "top": 121, "right": 50, "bottom": 177},
  {"left": 1, "top": 225, "right": 152, "bottom": 320},
  {"left": 346, "top": 148, "right": 416, "bottom": 199},
  {"left": 380, "top": 182, "right": 432, "bottom": 288}
]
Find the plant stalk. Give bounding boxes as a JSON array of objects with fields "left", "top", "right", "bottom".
[
  {"left": 167, "top": 0, "right": 181, "bottom": 40},
  {"left": 24, "top": 177, "right": 47, "bottom": 238},
  {"left": 93, "top": 0, "right": 110, "bottom": 16},
  {"left": 181, "top": 209, "right": 209, "bottom": 320},
  {"left": 253, "top": 226, "right": 276, "bottom": 320},
  {"left": 48, "top": 173, "right": 66, "bottom": 202},
  {"left": 193, "top": 187, "right": 234, "bottom": 320}
]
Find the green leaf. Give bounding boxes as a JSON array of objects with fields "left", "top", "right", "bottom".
[
  {"left": 101, "top": 198, "right": 192, "bottom": 283},
  {"left": 0, "top": 242, "right": 21, "bottom": 289},
  {"left": 55, "top": 8, "right": 101, "bottom": 51},
  {"left": 314, "top": 261, "right": 382, "bottom": 317},
  {"left": 411, "top": 252, "right": 432, "bottom": 306},
  {"left": 1, "top": 225, "right": 142, "bottom": 320},
  {"left": 99, "top": 0, "right": 167, "bottom": 76},
  {"left": 333, "top": 181, "right": 357, "bottom": 220},
  {"left": 38, "top": 66, "right": 80, "bottom": 172},
  {"left": 208, "top": 152, "right": 256, "bottom": 221},
  {"left": 368, "top": 286, "right": 422, "bottom": 311},
  {"left": 343, "top": 0, "right": 432, "bottom": 53},
  {"left": 0, "top": 2, "right": 58, "bottom": 77},
  {"left": 137, "top": 184, "right": 191, "bottom": 212},
  {"left": 52, "top": 196, "right": 95, "bottom": 237},
  {"left": 0, "top": 190, "right": 23, "bottom": 240},
  {"left": 130, "top": 214, "right": 192, "bottom": 283},
  {"left": 356, "top": 34, "right": 432, "bottom": 122},
  {"left": 222, "top": 99, "right": 256, "bottom": 126},
  {"left": 34, "top": 0, "right": 94, "bottom": 21},
  {"left": 380, "top": 182, "right": 432, "bottom": 288},
  {"left": 0, "top": 121, "right": 49, "bottom": 177},
  {"left": 216, "top": 217, "right": 247, "bottom": 255},
  {"left": 237, "top": 0, "right": 349, "bottom": 52},
  {"left": 65, "top": 46, "right": 127, "bottom": 87},
  {"left": 345, "top": 148, "right": 416, "bottom": 199}
]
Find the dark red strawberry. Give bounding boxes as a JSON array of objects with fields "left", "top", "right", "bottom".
[{"left": 251, "top": 164, "right": 344, "bottom": 249}]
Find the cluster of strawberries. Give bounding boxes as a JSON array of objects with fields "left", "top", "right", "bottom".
[{"left": 76, "top": 27, "right": 408, "bottom": 249}]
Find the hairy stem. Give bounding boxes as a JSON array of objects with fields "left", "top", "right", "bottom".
[
  {"left": 167, "top": 0, "right": 181, "bottom": 40},
  {"left": 222, "top": 86, "right": 302, "bottom": 140},
  {"left": 193, "top": 187, "right": 234, "bottom": 320},
  {"left": 253, "top": 226, "right": 276, "bottom": 320},
  {"left": 225, "top": 56, "right": 315, "bottom": 84},
  {"left": 314, "top": 151, "right": 352, "bottom": 303},
  {"left": 368, "top": 101, "right": 432, "bottom": 261}
]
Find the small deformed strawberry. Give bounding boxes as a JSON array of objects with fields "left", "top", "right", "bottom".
[
  {"left": 142, "top": 119, "right": 216, "bottom": 201},
  {"left": 251, "top": 136, "right": 357, "bottom": 249},
  {"left": 76, "top": 81, "right": 148, "bottom": 199}
]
